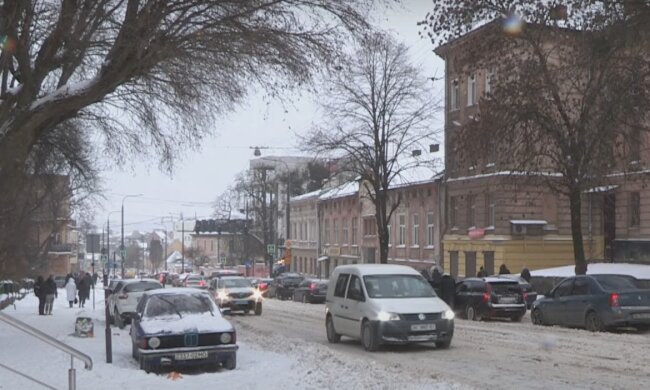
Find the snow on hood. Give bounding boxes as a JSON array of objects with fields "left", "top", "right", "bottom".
[
  {"left": 372, "top": 297, "right": 450, "bottom": 314},
  {"left": 140, "top": 313, "right": 234, "bottom": 335}
]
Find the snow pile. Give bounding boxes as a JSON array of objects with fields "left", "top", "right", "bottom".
[{"left": 530, "top": 263, "right": 650, "bottom": 280}]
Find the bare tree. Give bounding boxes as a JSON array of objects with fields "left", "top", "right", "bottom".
[
  {"left": 304, "top": 33, "right": 437, "bottom": 264},
  {"left": 424, "top": 1, "right": 650, "bottom": 274}
]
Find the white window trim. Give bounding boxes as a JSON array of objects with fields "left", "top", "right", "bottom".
[
  {"left": 450, "top": 79, "right": 460, "bottom": 111},
  {"left": 467, "top": 74, "right": 476, "bottom": 106}
]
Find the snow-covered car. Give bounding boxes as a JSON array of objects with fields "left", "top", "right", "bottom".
[
  {"left": 130, "top": 288, "right": 238, "bottom": 372},
  {"left": 209, "top": 276, "right": 262, "bottom": 315},
  {"left": 109, "top": 279, "right": 162, "bottom": 328}
]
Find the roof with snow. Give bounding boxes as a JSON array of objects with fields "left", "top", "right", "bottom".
[
  {"left": 530, "top": 262, "right": 650, "bottom": 280},
  {"left": 319, "top": 181, "right": 359, "bottom": 201},
  {"left": 389, "top": 165, "right": 439, "bottom": 189},
  {"left": 291, "top": 188, "right": 322, "bottom": 202}
]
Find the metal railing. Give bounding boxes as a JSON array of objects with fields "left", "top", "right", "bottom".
[{"left": 0, "top": 311, "right": 93, "bottom": 390}]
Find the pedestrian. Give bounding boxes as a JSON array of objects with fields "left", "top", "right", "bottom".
[
  {"left": 78, "top": 272, "right": 92, "bottom": 308},
  {"left": 477, "top": 266, "right": 487, "bottom": 278},
  {"left": 499, "top": 264, "right": 511, "bottom": 275},
  {"left": 65, "top": 276, "right": 77, "bottom": 308},
  {"left": 43, "top": 275, "right": 57, "bottom": 315},
  {"left": 521, "top": 267, "right": 532, "bottom": 283},
  {"left": 34, "top": 276, "right": 45, "bottom": 315},
  {"left": 440, "top": 273, "right": 456, "bottom": 308}
]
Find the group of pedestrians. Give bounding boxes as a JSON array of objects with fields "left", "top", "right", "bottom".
[{"left": 33, "top": 272, "right": 94, "bottom": 315}]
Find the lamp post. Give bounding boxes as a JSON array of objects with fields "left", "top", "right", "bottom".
[{"left": 121, "top": 194, "right": 142, "bottom": 278}]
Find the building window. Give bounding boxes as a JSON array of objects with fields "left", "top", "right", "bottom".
[
  {"left": 427, "top": 213, "right": 434, "bottom": 247},
  {"left": 387, "top": 223, "right": 391, "bottom": 246},
  {"left": 363, "top": 218, "right": 376, "bottom": 236},
  {"left": 630, "top": 127, "right": 641, "bottom": 163},
  {"left": 486, "top": 194, "right": 496, "bottom": 227},
  {"left": 630, "top": 192, "right": 640, "bottom": 227},
  {"left": 467, "top": 195, "right": 476, "bottom": 228},
  {"left": 485, "top": 71, "right": 493, "bottom": 96},
  {"left": 398, "top": 214, "right": 406, "bottom": 246},
  {"left": 467, "top": 74, "right": 476, "bottom": 106},
  {"left": 351, "top": 217, "right": 358, "bottom": 243},
  {"left": 324, "top": 219, "right": 330, "bottom": 244},
  {"left": 342, "top": 219, "right": 349, "bottom": 244},
  {"left": 412, "top": 213, "right": 419, "bottom": 246},
  {"left": 332, "top": 219, "right": 338, "bottom": 244},
  {"left": 450, "top": 79, "right": 460, "bottom": 110},
  {"left": 450, "top": 196, "right": 458, "bottom": 228}
]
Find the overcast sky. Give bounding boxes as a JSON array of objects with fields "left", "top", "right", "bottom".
[{"left": 96, "top": 1, "right": 445, "bottom": 234}]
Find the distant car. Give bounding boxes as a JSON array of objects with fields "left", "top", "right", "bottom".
[
  {"left": 248, "top": 277, "right": 273, "bottom": 297},
  {"left": 130, "top": 288, "right": 238, "bottom": 372},
  {"left": 54, "top": 276, "right": 66, "bottom": 289},
  {"left": 496, "top": 274, "right": 538, "bottom": 309},
  {"left": 267, "top": 273, "right": 304, "bottom": 300},
  {"left": 531, "top": 274, "right": 650, "bottom": 332},
  {"left": 454, "top": 277, "right": 527, "bottom": 322},
  {"left": 292, "top": 279, "right": 328, "bottom": 303},
  {"left": 210, "top": 276, "right": 262, "bottom": 315},
  {"left": 183, "top": 274, "right": 208, "bottom": 289},
  {"left": 210, "top": 270, "right": 244, "bottom": 279},
  {"left": 109, "top": 279, "right": 163, "bottom": 328},
  {"left": 173, "top": 273, "right": 190, "bottom": 287}
]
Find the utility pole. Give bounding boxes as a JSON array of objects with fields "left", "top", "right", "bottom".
[{"left": 181, "top": 214, "right": 185, "bottom": 273}]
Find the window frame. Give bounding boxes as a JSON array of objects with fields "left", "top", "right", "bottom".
[
  {"left": 450, "top": 78, "right": 460, "bottom": 111},
  {"left": 467, "top": 73, "right": 476, "bottom": 106},
  {"left": 426, "top": 212, "right": 434, "bottom": 247},
  {"left": 412, "top": 213, "right": 420, "bottom": 247},
  {"left": 630, "top": 192, "right": 641, "bottom": 227},
  {"left": 398, "top": 214, "right": 406, "bottom": 246}
]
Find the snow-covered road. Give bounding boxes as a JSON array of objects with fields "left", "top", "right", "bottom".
[{"left": 230, "top": 298, "right": 650, "bottom": 390}]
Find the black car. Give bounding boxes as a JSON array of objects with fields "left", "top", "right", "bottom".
[
  {"left": 496, "top": 274, "right": 538, "bottom": 309},
  {"left": 292, "top": 279, "right": 328, "bottom": 303},
  {"left": 531, "top": 274, "right": 650, "bottom": 332},
  {"left": 455, "top": 277, "right": 527, "bottom": 322},
  {"left": 267, "top": 273, "right": 304, "bottom": 300},
  {"left": 130, "top": 288, "right": 238, "bottom": 372}
]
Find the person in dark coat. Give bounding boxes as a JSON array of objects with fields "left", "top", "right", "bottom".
[
  {"left": 78, "top": 272, "right": 92, "bottom": 308},
  {"left": 43, "top": 275, "right": 58, "bottom": 315},
  {"left": 34, "top": 276, "right": 45, "bottom": 315},
  {"left": 477, "top": 266, "right": 487, "bottom": 278},
  {"left": 430, "top": 267, "right": 443, "bottom": 296},
  {"left": 499, "top": 264, "right": 511, "bottom": 275},
  {"left": 520, "top": 267, "right": 532, "bottom": 283},
  {"left": 440, "top": 274, "right": 456, "bottom": 309}
]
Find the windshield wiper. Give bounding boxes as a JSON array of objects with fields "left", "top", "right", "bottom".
[{"left": 157, "top": 296, "right": 183, "bottom": 319}]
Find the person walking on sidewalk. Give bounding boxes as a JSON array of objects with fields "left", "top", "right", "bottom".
[
  {"left": 78, "top": 272, "right": 92, "bottom": 308},
  {"left": 65, "top": 275, "right": 77, "bottom": 308},
  {"left": 34, "top": 276, "right": 45, "bottom": 315},
  {"left": 43, "top": 275, "right": 57, "bottom": 315}
]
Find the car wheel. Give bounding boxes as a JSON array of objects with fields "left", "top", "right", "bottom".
[
  {"left": 223, "top": 354, "right": 237, "bottom": 370},
  {"left": 531, "top": 308, "right": 545, "bottom": 326},
  {"left": 114, "top": 307, "right": 123, "bottom": 328},
  {"left": 585, "top": 311, "right": 604, "bottom": 332},
  {"left": 139, "top": 356, "right": 151, "bottom": 373},
  {"left": 243, "top": 309, "right": 250, "bottom": 315},
  {"left": 435, "top": 338, "right": 452, "bottom": 349},
  {"left": 465, "top": 305, "right": 481, "bottom": 321},
  {"left": 326, "top": 315, "right": 341, "bottom": 343},
  {"left": 361, "top": 320, "right": 379, "bottom": 352},
  {"left": 254, "top": 302, "right": 262, "bottom": 316}
]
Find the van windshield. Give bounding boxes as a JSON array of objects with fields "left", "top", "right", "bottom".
[{"left": 363, "top": 275, "right": 436, "bottom": 299}]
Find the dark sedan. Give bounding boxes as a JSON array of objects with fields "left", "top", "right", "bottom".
[
  {"left": 130, "top": 288, "right": 238, "bottom": 372},
  {"left": 531, "top": 274, "right": 650, "bottom": 332},
  {"left": 292, "top": 279, "right": 328, "bottom": 303},
  {"left": 267, "top": 273, "right": 304, "bottom": 300}
]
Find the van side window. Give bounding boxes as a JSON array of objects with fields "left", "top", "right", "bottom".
[
  {"left": 346, "top": 275, "right": 365, "bottom": 301},
  {"left": 334, "top": 274, "right": 350, "bottom": 298}
]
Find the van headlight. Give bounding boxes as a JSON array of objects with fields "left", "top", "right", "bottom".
[
  {"left": 442, "top": 309, "right": 455, "bottom": 320},
  {"left": 377, "top": 311, "right": 400, "bottom": 321}
]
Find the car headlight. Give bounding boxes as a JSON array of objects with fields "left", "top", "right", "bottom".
[
  {"left": 220, "top": 332, "right": 232, "bottom": 344},
  {"left": 252, "top": 290, "right": 263, "bottom": 300},
  {"left": 442, "top": 309, "right": 455, "bottom": 320},
  {"left": 377, "top": 311, "right": 400, "bottom": 321},
  {"left": 217, "top": 291, "right": 229, "bottom": 300},
  {"left": 148, "top": 337, "right": 161, "bottom": 349}
]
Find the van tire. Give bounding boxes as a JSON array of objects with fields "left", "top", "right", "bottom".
[
  {"left": 254, "top": 302, "right": 262, "bottom": 316},
  {"left": 361, "top": 320, "right": 380, "bottom": 352},
  {"left": 326, "top": 315, "right": 341, "bottom": 343}
]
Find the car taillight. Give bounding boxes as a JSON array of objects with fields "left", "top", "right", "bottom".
[
  {"left": 523, "top": 292, "right": 529, "bottom": 302},
  {"left": 309, "top": 283, "right": 317, "bottom": 291},
  {"left": 609, "top": 293, "right": 620, "bottom": 307},
  {"left": 118, "top": 293, "right": 128, "bottom": 300},
  {"left": 259, "top": 283, "right": 267, "bottom": 290},
  {"left": 482, "top": 292, "right": 490, "bottom": 303},
  {"left": 200, "top": 280, "right": 205, "bottom": 287}
]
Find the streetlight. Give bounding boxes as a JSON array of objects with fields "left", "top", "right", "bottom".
[{"left": 121, "top": 194, "right": 142, "bottom": 278}]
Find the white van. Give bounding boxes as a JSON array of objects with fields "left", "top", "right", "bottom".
[{"left": 325, "top": 264, "right": 454, "bottom": 351}]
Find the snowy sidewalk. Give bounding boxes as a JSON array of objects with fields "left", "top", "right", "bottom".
[{"left": 0, "top": 289, "right": 463, "bottom": 390}]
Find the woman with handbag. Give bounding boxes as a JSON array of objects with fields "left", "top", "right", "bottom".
[{"left": 65, "top": 275, "right": 77, "bottom": 308}]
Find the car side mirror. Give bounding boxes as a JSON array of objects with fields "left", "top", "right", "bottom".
[{"left": 132, "top": 313, "right": 141, "bottom": 322}]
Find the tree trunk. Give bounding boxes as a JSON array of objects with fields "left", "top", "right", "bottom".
[
  {"left": 569, "top": 188, "right": 588, "bottom": 275},
  {"left": 375, "top": 189, "right": 389, "bottom": 264}
]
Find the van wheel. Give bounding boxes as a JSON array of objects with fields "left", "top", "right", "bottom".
[
  {"left": 435, "top": 338, "right": 452, "bottom": 349},
  {"left": 465, "top": 305, "right": 481, "bottom": 321},
  {"left": 361, "top": 320, "right": 379, "bottom": 352},
  {"left": 585, "top": 311, "right": 604, "bottom": 332},
  {"left": 254, "top": 302, "right": 262, "bottom": 316},
  {"left": 326, "top": 315, "right": 341, "bottom": 343}
]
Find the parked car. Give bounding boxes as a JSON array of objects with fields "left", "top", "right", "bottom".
[
  {"left": 130, "top": 288, "right": 238, "bottom": 372},
  {"left": 496, "top": 274, "right": 538, "bottom": 309},
  {"left": 267, "top": 273, "right": 304, "bottom": 300},
  {"left": 173, "top": 273, "right": 190, "bottom": 287},
  {"left": 183, "top": 274, "right": 208, "bottom": 289},
  {"left": 454, "top": 277, "right": 527, "bottom": 322},
  {"left": 325, "top": 264, "right": 455, "bottom": 351},
  {"left": 248, "top": 277, "right": 273, "bottom": 297},
  {"left": 292, "top": 279, "right": 328, "bottom": 303},
  {"left": 54, "top": 275, "right": 66, "bottom": 289},
  {"left": 109, "top": 279, "right": 163, "bottom": 328},
  {"left": 210, "top": 270, "right": 244, "bottom": 279},
  {"left": 209, "top": 276, "right": 262, "bottom": 315},
  {"left": 531, "top": 274, "right": 650, "bottom": 332}
]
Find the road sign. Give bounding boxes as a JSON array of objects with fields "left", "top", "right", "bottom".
[
  {"left": 267, "top": 244, "right": 275, "bottom": 255},
  {"left": 86, "top": 234, "right": 100, "bottom": 253}
]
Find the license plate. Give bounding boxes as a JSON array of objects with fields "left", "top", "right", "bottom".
[
  {"left": 175, "top": 351, "right": 208, "bottom": 360},
  {"left": 234, "top": 300, "right": 249, "bottom": 305},
  {"left": 408, "top": 334, "right": 436, "bottom": 341},
  {"left": 411, "top": 323, "right": 436, "bottom": 331},
  {"left": 500, "top": 297, "right": 516, "bottom": 304},
  {"left": 632, "top": 313, "right": 650, "bottom": 319}
]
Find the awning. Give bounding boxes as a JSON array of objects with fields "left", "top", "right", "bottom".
[
  {"left": 317, "top": 256, "right": 329, "bottom": 262},
  {"left": 585, "top": 185, "right": 618, "bottom": 193}
]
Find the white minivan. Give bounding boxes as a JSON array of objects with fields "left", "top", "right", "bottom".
[{"left": 325, "top": 264, "right": 454, "bottom": 351}]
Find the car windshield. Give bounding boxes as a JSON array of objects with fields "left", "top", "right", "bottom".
[
  {"left": 144, "top": 293, "right": 217, "bottom": 318},
  {"left": 222, "top": 278, "right": 251, "bottom": 288},
  {"left": 489, "top": 282, "right": 521, "bottom": 294},
  {"left": 124, "top": 281, "right": 161, "bottom": 293},
  {"left": 363, "top": 275, "right": 435, "bottom": 299},
  {"left": 592, "top": 275, "right": 639, "bottom": 291}
]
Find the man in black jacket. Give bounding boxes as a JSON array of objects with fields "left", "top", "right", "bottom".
[
  {"left": 43, "top": 275, "right": 58, "bottom": 315},
  {"left": 34, "top": 276, "right": 45, "bottom": 315}
]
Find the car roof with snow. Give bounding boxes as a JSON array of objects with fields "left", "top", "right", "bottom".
[
  {"left": 473, "top": 276, "right": 520, "bottom": 284},
  {"left": 142, "top": 287, "right": 210, "bottom": 296},
  {"left": 334, "top": 264, "right": 420, "bottom": 276},
  {"left": 121, "top": 278, "right": 160, "bottom": 285}
]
